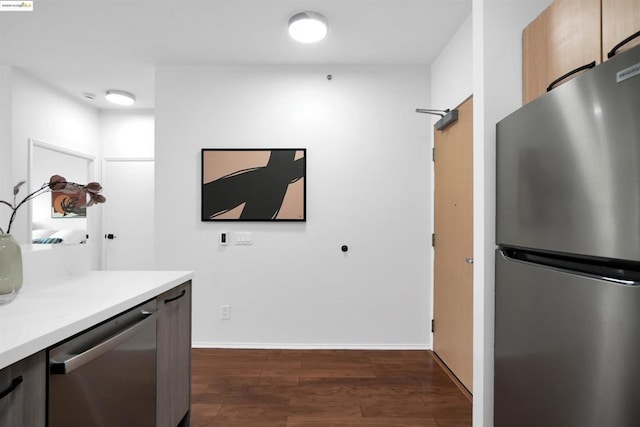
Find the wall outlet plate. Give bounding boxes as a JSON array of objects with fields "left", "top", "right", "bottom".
[{"left": 221, "top": 305, "right": 231, "bottom": 320}]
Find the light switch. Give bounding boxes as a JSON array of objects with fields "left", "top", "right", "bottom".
[{"left": 235, "top": 232, "right": 253, "bottom": 245}]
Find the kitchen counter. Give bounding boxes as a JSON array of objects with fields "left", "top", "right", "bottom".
[{"left": 0, "top": 270, "right": 193, "bottom": 370}]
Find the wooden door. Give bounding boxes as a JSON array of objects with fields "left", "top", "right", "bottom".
[
  {"left": 523, "top": 0, "right": 601, "bottom": 104},
  {"left": 102, "top": 159, "right": 155, "bottom": 270},
  {"left": 433, "top": 96, "right": 473, "bottom": 391},
  {"left": 602, "top": 0, "right": 640, "bottom": 58}
]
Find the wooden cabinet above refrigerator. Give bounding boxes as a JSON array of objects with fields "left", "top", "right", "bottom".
[
  {"left": 523, "top": 0, "right": 640, "bottom": 104},
  {"left": 602, "top": 0, "right": 640, "bottom": 58}
]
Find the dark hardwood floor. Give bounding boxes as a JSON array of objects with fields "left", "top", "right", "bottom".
[{"left": 191, "top": 349, "right": 472, "bottom": 427}]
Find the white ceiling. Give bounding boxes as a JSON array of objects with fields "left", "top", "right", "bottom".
[{"left": 0, "top": 0, "right": 472, "bottom": 110}]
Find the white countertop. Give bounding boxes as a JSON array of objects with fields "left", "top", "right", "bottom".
[{"left": 0, "top": 270, "right": 193, "bottom": 370}]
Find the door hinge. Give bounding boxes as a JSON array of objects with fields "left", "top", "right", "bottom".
[
  {"left": 432, "top": 147, "right": 435, "bottom": 162},
  {"left": 431, "top": 319, "right": 435, "bottom": 333},
  {"left": 431, "top": 233, "right": 435, "bottom": 247}
]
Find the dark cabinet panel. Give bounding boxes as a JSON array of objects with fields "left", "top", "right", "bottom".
[{"left": 157, "top": 281, "right": 192, "bottom": 427}]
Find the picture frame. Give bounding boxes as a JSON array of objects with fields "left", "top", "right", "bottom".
[
  {"left": 201, "top": 148, "right": 306, "bottom": 221},
  {"left": 51, "top": 186, "right": 87, "bottom": 218}
]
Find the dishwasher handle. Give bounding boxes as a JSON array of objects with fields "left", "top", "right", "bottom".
[{"left": 50, "top": 309, "right": 158, "bottom": 375}]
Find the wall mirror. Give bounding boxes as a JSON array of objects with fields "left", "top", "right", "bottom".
[{"left": 28, "top": 139, "right": 95, "bottom": 245}]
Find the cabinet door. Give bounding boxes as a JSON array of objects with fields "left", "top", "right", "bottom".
[
  {"left": 0, "top": 351, "right": 46, "bottom": 426},
  {"left": 523, "top": 0, "right": 601, "bottom": 104},
  {"left": 157, "top": 281, "right": 192, "bottom": 427},
  {"left": 602, "top": 0, "right": 640, "bottom": 58}
]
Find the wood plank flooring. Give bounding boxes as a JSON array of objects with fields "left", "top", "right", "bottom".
[{"left": 191, "top": 349, "right": 472, "bottom": 427}]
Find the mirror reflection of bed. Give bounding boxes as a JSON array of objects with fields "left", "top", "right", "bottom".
[{"left": 29, "top": 139, "right": 94, "bottom": 246}]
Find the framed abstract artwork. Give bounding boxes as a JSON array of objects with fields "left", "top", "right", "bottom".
[
  {"left": 201, "top": 148, "right": 306, "bottom": 221},
  {"left": 51, "top": 187, "right": 87, "bottom": 218}
]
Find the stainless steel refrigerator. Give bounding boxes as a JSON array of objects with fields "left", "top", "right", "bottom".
[{"left": 495, "top": 44, "right": 640, "bottom": 426}]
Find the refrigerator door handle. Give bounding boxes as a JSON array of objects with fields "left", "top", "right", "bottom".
[{"left": 499, "top": 248, "right": 640, "bottom": 286}]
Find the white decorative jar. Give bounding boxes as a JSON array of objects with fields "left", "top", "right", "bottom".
[{"left": 0, "top": 234, "right": 23, "bottom": 304}]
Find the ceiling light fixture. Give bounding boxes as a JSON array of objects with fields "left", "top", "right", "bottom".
[
  {"left": 105, "top": 90, "right": 136, "bottom": 106},
  {"left": 288, "top": 11, "right": 328, "bottom": 43}
]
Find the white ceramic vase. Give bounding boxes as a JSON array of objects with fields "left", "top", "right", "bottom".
[{"left": 0, "top": 233, "right": 23, "bottom": 304}]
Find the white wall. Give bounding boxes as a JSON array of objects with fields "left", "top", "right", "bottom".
[
  {"left": 100, "top": 110, "right": 154, "bottom": 158},
  {"left": 155, "top": 65, "right": 432, "bottom": 348},
  {"left": 472, "top": 1, "right": 552, "bottom": 426},
  {"left": 431, "top": 14, "right": 473, "bottom": 110},
  {"left": 10, "top": 70, "right": 100, "bottom": 245},
  {"left": 0, "top": 67, "right": 12, "bottom": 233}
]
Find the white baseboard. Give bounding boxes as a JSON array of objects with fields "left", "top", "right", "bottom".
[{"left": 192, "top": 342, "right": 432, "bottom": 350}]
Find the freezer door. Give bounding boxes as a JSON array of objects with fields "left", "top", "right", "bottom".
[
  {"left": 495, "top": 250, "right": 640, "bottom": 427},
  {"left": 496, "top": 45, "right": 640, "bottom": 261}
]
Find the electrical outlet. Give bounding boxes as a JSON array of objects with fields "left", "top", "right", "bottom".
[{"left": 221, "top": 305, "right": 231, "bottom": 320}]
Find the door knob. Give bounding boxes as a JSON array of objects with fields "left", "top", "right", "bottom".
[
  {"left": 465, "top": 258, "right": 474, "bottom": 264},
  {"left": 105, "top": 233, "right": 117, "bottom": 240}
]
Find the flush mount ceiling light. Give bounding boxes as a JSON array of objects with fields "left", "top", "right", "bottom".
[
  {"left": 105, "top": 90, "right": 136, "bottom": 106},
  {"left": 288, "top": 11, "right": 328, "bottom": 43}
]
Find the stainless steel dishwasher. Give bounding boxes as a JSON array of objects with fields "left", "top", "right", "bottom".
[{"left": 48, "top": 299, "right": 158, "bottom": 427}]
